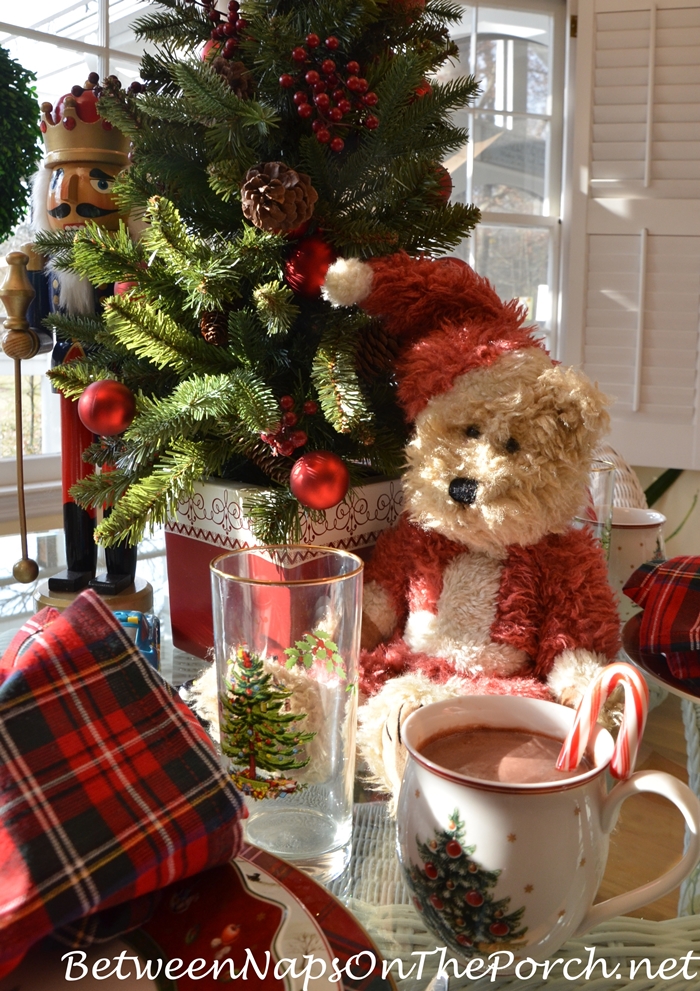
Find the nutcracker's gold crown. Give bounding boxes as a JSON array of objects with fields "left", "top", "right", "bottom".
[{"left": 40, "top": 79, "right": 131, "bottom": 168}]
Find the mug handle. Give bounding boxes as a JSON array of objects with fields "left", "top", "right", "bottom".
[{"left": 574, "top": 769, "right": 700, "bottom": 935}]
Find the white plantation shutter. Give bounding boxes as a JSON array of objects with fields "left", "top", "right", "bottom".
[{"left": 564, "top": 0, "right": 700, "bottom": 468}]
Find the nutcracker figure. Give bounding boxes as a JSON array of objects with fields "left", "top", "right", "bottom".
[{"left": 31, "top": 74, "right": 141, "bottom": 598}]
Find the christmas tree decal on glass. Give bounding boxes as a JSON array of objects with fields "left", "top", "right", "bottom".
[
  {"left": 408, "top": 809, "right": 527, "bottom": 957},
  {"left": 220, "top": 646, "right": 315, "bottom": 799},
  {"left": 32, "top": 0, "right": 481, "bottom": 549}
]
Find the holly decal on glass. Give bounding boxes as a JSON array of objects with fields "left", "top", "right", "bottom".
[
  {"left": 408, "top": 809, "right": 527, "bottom": 956},
  {"left": 284, "top": 629, "right": 344, "bottom": 679},
  {"left": 220, "top": 647, "right": 315, "bottom": 799}
]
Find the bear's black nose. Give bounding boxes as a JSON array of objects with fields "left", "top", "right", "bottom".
[{"left": 449, "top": 478, "right": 478, "bottom": 505}]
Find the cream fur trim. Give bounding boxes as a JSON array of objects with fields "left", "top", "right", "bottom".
[
  {"left": 321, "top": 257, "right": 374, "bottom": 307},
  {"left": 403, "top": 552, "right": 527, "bottom": 677},
  {"left": 546, "top": 648, "right": 608, "bottom": 707},
  {"left": 358, "top": 672, "right": 464, "bottom": 813},
  {"left": 363, "top": 580, "right": 397, "bottom": 637}
]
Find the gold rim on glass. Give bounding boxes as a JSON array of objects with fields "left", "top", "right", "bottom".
[{"left": 210, "top": 544, "right": 364, "bottom": 585}]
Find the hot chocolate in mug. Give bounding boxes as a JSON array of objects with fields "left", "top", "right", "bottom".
[{"left": 396, "top": 695, "right": 700, "bottom": 964}]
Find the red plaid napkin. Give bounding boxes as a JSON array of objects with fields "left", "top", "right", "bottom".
[
  {"left": 0, "top": 590, "right": 243, "bottom": 978},
  {"left": 624, "top": 556, "right": 700, "bottom": 678}
]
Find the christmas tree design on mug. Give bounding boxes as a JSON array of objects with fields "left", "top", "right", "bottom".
[{"left": 407, "top": 809, "right": 527, "bottom": 956}]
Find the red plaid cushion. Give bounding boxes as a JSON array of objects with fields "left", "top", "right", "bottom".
[
  {"left": 0, "top": 589, "right": 242, "bottom": 978},
  {"left": 623, "top": 557, "right": 700, "bottom": 678}
]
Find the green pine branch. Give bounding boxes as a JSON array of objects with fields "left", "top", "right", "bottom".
[
  {"left": 90, "top": 439, "right": 229, "bottom": 547},
  {"left": 103, "top": 296, "right": 235, "bottom": 374},
  {"left": 253, "top": 281, "right": 299, "bottom": 335},
  {"left": 312, "top": 320, "right": 371, "bottom": 434}
]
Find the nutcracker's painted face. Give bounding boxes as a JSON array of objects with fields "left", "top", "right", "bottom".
[{"left": 46, "top": 163, "right": 125, "bottom": 231}]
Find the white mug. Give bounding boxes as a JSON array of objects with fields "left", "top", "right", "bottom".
[
  {"left": 608, "top": 507, "right": 666, "bottom": 621},
  {"left": 396, "top": 695, "right": 700, "bottom": 964}
]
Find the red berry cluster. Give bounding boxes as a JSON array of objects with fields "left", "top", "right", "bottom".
[
  {"left": 204, "top": 0, "right": 248, "bottom": 59},
  {"left": 278, "top": 34, "right": 379, "bottom": 152},
  {"left": 260, "top": 396, "right": 318, "bottom": 456}
]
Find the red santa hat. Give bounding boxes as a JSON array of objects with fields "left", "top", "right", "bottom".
[{"left": 322, "top": 251, "right": 547, "bottom": 422}]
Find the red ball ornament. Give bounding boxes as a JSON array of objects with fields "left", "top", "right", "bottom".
[
  {"left": 200, "top": 39, "right": 221, "bottom": 61},
  {"left": 306, "top": 33, "right": 320, "bottom": 47},
  {"left": 433, "top": 165, "right": 453, "bottom": 202},
  {"left": 429, "top": 895, "right": 444, "bottom": 911},
  {"left": 489, "top": 921, "right": 510, "bottom": 937},
  {"left": 456, "top": 934, "right": 473, "bottom": 946},
  {"left": 445, "top": 840, "right": 462, "bottom": 858},
  {"left": 325, "top": 36, "right": 340, "bottom": 50},
  {"left": 290, "top": 452, "right": 350, "bottom": 510},
  {"left": 113, "top": 280, "right": 138, "bottom": 295},
  {"left": 424, "top": 862, "right": 438, "bottom": 879},
  {"left": 284, "top": 234, "right": 336, "bottom": 297},
  {"left": 78, "top": 380, "right": 136, "bottom": 436}
]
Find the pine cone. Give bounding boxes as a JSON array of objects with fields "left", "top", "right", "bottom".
[
  {"left": 239, "top": 436, "right": 294, "bottom": 485},
  {"left": 211, "top": 58, "right": 254, "bottom": 99},
  {"left": 200, "top": 310, "right": 228, "bottom": 346},
  {"left": 241, "top": 162, "right": 318, "bottom": 233},
  {"left": 355, "top": 323, "right": 401, "bottom": 380}
]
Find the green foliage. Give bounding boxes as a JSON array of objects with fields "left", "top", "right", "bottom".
[
  {"left": 284, "top": 630, "right": 345, "bottom": 682},
  {"left": 40, "top": 0, "right": 481, "bottom": 546},
  {"left": 0, "top": 48, "right": 42, "bottom": 241}
]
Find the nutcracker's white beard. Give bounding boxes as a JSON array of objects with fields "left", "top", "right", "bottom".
[{"left": 31, "top": 167, "right": 95, "bottom": 315}]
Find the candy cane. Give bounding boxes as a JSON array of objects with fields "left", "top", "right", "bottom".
[{"left": 556, "top": 662, "right": 649, "bottom": 780}]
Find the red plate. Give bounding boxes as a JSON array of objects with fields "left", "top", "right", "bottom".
[{"left": 0, "top": 846, "right": 395, "bottom": 991}]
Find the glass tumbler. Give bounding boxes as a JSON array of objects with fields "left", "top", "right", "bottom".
[
  {"left": 210, "top": 545, "right": 363, "bottom": 883},
  {"left": 573, "top": 458, "right": 616, "bottom": 561}
]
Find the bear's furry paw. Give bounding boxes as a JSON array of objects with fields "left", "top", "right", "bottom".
[{"left": 357, "top": 672, "right": 464, "bottom": 813}]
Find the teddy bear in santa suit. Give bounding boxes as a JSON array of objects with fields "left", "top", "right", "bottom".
[{"left": 322, "top": 252, "right": 621, "bottom": 805}]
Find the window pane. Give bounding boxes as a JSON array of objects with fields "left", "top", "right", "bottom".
[
  {"left": 474, "top": 7, "right": 553, "bottom": 114},
  {"left": 0, "top": 36, "right": 97, "bottom": 107},
  {"left": 0, "top": 1, "right": 99, "bottom": 44},
  {"left": 0, "top": 355, "right": 60, "bottom": 459},
  {"left": 473, "top": 113, "right": 549, "bottom": 214},
  {"left": 472, "top": 225, "right": 551, "bottom": 341}
]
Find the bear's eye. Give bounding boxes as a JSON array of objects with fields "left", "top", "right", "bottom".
[
  {"left": 465, "top": 425, "right": 481, "bottom": 439},
  {"left": 504, "top": 437, "right": 520, "bottom": 454}
]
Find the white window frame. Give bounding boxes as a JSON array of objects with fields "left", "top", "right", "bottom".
[
  {"left": 450, "top": 0, "right": 568, "bottom": 356},
  {"left": 0, "top": 0, "right": 144, "bottom": 532}
]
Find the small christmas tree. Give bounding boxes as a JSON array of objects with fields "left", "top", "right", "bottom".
[
  {"left": 220, "top": 646, "right": 315, "bottom": 798},
  {"left": 33, "top": 0, "right": 481, "bottom": 547},
  {"left": 408, "top": 809, "right": 527, "bottom": 956}
]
